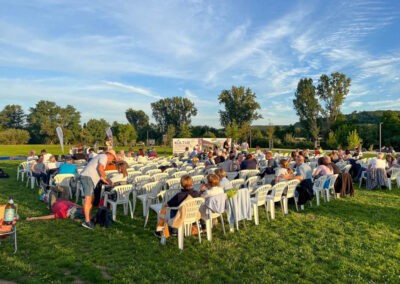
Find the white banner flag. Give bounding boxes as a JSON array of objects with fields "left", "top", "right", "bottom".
[
  {"left": 56, "top": 126, "right": 64, "bottom": 153},
  {"left": 105, "top": 127, "right": 114, "bottom": 147}
]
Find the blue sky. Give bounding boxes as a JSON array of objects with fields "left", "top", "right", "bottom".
[{"left": 1, "top": 0, "right": 399, "bottom": 127}]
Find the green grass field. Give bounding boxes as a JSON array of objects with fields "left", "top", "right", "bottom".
[{"left": 0, "top": 158, "right": 399, "bottom": 283}]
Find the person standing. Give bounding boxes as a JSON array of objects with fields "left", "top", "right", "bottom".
[
  {"left": 241, "top": 141, "right": 249, "bottom": 154},
  {"left": 79, "top": 150, "right": 116, "bottom": 229},
  {"left": 223, "top": 139, "right": 230, "bottom": 152}
]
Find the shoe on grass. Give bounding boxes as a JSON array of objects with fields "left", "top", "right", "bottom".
[{"left": 82, "top": 221, "right": 94, "bottom": 229}]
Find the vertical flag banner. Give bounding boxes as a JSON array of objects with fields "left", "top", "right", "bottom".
[
  {"left": 105, "top": 127, "right": 114, "bottom": 147},
  {"left": 56, "top": 126, "right": 64, "bottom": 153}
]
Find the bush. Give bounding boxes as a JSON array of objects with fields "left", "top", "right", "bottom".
[{"left": 0, "top": 128, "right": 30, "bottom": 144}]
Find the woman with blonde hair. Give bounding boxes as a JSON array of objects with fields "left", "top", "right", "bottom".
[
  {"left": 215, "top": 168, "right": 233, "bottom": 191},
  {"left": 201, "top": 174, "right": 224, "bottom": 198},
  {"left": 274, "top": 159, "right": 293, "bottom": 185}
]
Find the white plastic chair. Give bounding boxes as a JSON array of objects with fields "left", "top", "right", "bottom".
[
  {"left": 250, "top": 184, "right": 271, "bottom": 225},
  {"left": 133, "top": 175, "right": 151, "bottom": 194},
  {"left": 284, "top": 179, "right": 300, "bottom": 213},
  {"left": 171, "top": 171, "right": 188, "bottom": 179},
  {"left": 266, "top": 181, "right": 287, "bottom": 220},
  {"left": 230, "top": 178, "right": 245, "bottom": 189},
  {"left": 238, "top": 170, "right": 251, "bottom": 180},
  {"left": 165, "top": 178, "right": 181, "bottom": 190},
  {"left": 16, "top": 162, "right": 30, "bottom": 182},
  {"left": 312, "top": 176, "right": 328, "bottom": 206},
  {"left": 163, "top": 197, "right": 205, "bottom": 250},
  {"left": 325, "top": 174, "right": 339, "bottom": 201},
  {"left": 204, "top": 166, "right": 218, "bottom": 175},
  {"left": 191, "top": 175, "right": 205, "bottom": 187},
  {"left": 152, "top": 173, "right": 169, "bottom": 183},
  {"left": 342, "top": 164, "right": 352, "bottom": 174},
  {"left": 246, "top": 176, "right": 262, "bottom": 195},
  {"left": 204, "top": 193, "right": 227, "bottom": 241},
  {"left": 359, "top": 170, "right": 367, "bottom": 188},
  {"left": 226, "top": 172, "right": 239, "bottom": 181},
  {"left": 53, "top": 174, "right": 76, "bottom": 199},
  {"left": 143, "top": 188, "right": 180, "bottom": 227},
  {"left": 389, "top": 168, "right": 400, "bottom": 189},
  {"left": 194, "top": 166, "right": 205, "bottom": 175},
  {"left": 104, "top": 184, "right": 134, "bottom": 221},
  {"left": 126, "top": 171, "right": 142, "bottom": 183},
  {"left": 146, "top": 169, "right": 162, "bottom": 176},
  {"left": 164, "top": 167, "right": 177, "bottom": 176},
  {"left": 25, "top": 170, "right": 38, "bottom": 189},
  {"left": 137, "top": 181, "right": 163, "bottom": 216}
]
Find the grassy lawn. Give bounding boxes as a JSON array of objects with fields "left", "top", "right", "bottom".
[{"left": 0, "top": 160, "right": 399, "bottom": 283}]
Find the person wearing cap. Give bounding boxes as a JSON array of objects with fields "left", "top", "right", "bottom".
[
  {"left": 58, "top": 156, "right": 78, "bottom": 175},
  {"left": 79, "top": 150, "right": 116, "bottom": 229}
]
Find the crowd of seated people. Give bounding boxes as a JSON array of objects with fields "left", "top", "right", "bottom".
[{"left": 21, "top": 142, "right": 399, "bottom": 234}]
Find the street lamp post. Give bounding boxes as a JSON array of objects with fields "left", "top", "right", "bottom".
[
  {"left": 379, "top": 122, "right": 383, "bottom": 151},
  {"left": 249, "top": 126, "right": 252, "bottom": 149}
]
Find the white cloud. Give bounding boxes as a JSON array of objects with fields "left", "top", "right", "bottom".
[
  {"left": 104, "top": 81, "right": 161, "bottom": 99},
  {"left": 348, "top": 101, "right": 364, "bottom": 108}
]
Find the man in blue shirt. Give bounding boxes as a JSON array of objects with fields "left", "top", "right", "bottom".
[{"left": 58, "top": 156, "right": 78, "bottom": 175}]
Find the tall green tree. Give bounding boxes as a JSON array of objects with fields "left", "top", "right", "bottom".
[
  {"left": 266, "top": 125, "right": 275, "bottom": 141},
  {"left": 326, "top": 131, "right": 338, "bottom": 149},
  {"left": 111, "top": 122, "right": 137, "bottom": 146},
  {"left": 317, "top": 72, "right": 351, "bottom": 128},
  {"left": 381, "top": 111, "right": 400, "bottom": 147},
  {"left": 225, "top": 120, "right": 239, "bottom": 142},
  {"left": 177, "top": 123, "right": 192, "bottom": 138},
  {"left": 191, "top": 126, "right": 219, "bottom": 138},
  {"left": 166, "top": 124, "right": 176, "bottom": 146},
  {"left": 0, "top": 104, "right": 26, "bottom": 129},
  {"left": 85, "top": 118, "right": 110, "bottom": 145},
  {"left": 347, "top": 129, "right": 362, "bottom": 149},
  {"left": 56, "top": 105, "right": 81, "bottom": 144},
  {"left": 125, "top": 109, "right": 149, "bottom": 131},
  {"left": 203, "top": 131, "right": 216, "bottom": 138},
  {"left": 238, "top": 122, "right": 251, "bottom": 142},
  {"left": 218, "top": 86, "right": 262, "bottom": 127},
  {"left": 293, "top": 78, "right": 321, "bottom": 144},
  {"left": 27, "top": 101, "right": 60, "bottom": 143},
  {"left": 151, "top": 97, "right": 197, "bottom": 133},
  {"left": 27, "top": 101, "right": 81, "bottom": 144}
]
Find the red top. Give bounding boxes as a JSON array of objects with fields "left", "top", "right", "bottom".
[{"left": 51, "top": 200, "right": 77, "bottom": 219}]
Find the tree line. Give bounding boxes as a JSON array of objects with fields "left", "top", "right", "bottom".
[{"left": 1, "top": 76, "right": 399, "bottom": 150}]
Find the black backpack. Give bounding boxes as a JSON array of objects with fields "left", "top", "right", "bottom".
[
  {"left": 93, "top": 207, "right": 113, "bottom": 228},
  {"left": 0, "top": 168, "right": 9, "bottom": 178}
]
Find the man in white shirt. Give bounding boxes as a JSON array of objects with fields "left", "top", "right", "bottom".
[
  {"left": 241, "top": 141, "right": 249, "bottom": 154},
  {"left": 41, "top": 149, "right": 52, "bottom": 163},
  {"left": 80, "top": 150, "right": 116, "bottom": 229}
]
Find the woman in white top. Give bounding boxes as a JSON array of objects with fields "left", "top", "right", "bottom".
[
  {"left": 200, "top": 174, "right": 224, "bottom": 198},
  {"left": 368, "top": 152, "right": 386, "bottom": 169}
]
